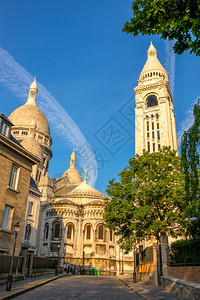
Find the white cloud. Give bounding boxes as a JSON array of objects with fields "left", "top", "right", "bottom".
[
  {"left": 177, "top": 97, "right": 199, "bottom": 145},
  {"left": 0, "top": 46, "right": 97, "bottom": 186},
  {"left": 164, "top": 40, "right": 176, "bottom": 95}
]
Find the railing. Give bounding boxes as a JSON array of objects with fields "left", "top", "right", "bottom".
[
  {"left": 170, "top": 239, "right": 200, "bottom": 266},
  {"left": 0, "top": 255, "right": 24, "bottom": 274},
  {"left": 32, "top": 256, "right": 55, "bottom": 270}
]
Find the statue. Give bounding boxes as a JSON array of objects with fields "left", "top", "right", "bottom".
[{"left": 84, "top": 168, "right": 89, "bottom": 183}]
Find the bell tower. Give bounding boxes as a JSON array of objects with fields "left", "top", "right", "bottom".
[{"left": 134, "top": 42, "right": 178, "bottom": 155}]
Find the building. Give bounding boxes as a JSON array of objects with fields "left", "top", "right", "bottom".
[
  {"left": 134, "top": 42, "right": 178, "bottom": 155},
  {"left": 37, "top": 150, "right": 133, "bottom": 273},
  {"left": 6, "top": 79, "right": 133, "bottom": 274},
  {"left": 8, "top": 78, "right": 52, "bottom": 253},
  {"left": 134, "top": 43, "right": 179, "bottom": 248},
  {"left": 0, "top": 113, "right": 39, "bottom": 255},
  {"left": 9, "top": 77, "right": 52, "bottom": 185}
]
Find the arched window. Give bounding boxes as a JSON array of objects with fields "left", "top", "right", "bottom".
[
  {"left": 67, "top": 223, "right": 74, "bottom": 240},
  {"left": 146, "top": 95, "right": 158, "bottom": 108},
  {"left": 52, "top": 222, "right": 62, "bottom": 240},
  {"left": 44, "top": 223, "right": 49, "bottom": 240},
  {"left": 86, "top": 224, "right": 91, "bottom": 240},
  {"left": 98, "top": 224, "right": 104, "bottom": 240},
  {"left": 25, "top": 224, "right": 31, "bottom": 241},
  {"left": 110, "top": 229, "right": 113, "bottom": 242}
]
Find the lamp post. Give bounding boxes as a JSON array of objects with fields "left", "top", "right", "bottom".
[
  {"left": 120, "top": 251, "right": 124, "bottom": 275},
  {"left": 55, "top": 244, "right": 60, "bottom": 276},
  {"left": 133, "top": 240, "right": 137, "bottom": 283},
  {"left": 6, "top": 222, "right": 21, "bottom": 291}
]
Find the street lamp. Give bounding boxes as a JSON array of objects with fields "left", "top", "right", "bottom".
[
  {"left": 120, "top": 251, "right": 124, "bottom": 275},
  {"left": 133, "top": 240, "right": 137, "bottom": 283},
  {"left": 55, "top": 244, "right": 60, "bottom": 276},
  {"left": 6, "top": 221, "right": 21, "bottom": 291}
]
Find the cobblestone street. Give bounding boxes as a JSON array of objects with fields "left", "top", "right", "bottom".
[{"left": 14, "top": 276, "right": 141, "bottom": 300}]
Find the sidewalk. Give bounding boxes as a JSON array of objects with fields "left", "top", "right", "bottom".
[
  {"left": 0, "top": 273, "right": 66, "bottom": 300},
  {"left": 117, "top": 275, "right": 181, "bottom": 300}
]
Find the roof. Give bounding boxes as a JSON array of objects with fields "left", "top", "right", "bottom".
[
  {"left": 67, "top": 181, "right": 106, "bottom": 199},
  {"left": 0, "top": 113, "right": 13, "bottom": 126},
  {"left": 30, "top": 177, "right": 41, "bottom": 194},
  {"left": 139, "top": 42, "right": 168, "bottom": 82}
]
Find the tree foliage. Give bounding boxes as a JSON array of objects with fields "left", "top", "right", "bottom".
[
  {"left": 105, "top": 147, "right": 187, "bottom": 249},
  {"left": 123, "top": 0, "right": 200, "bottom": 56},
  {"left": 181, "top": 100, "right": 200, "bottom": 238}
]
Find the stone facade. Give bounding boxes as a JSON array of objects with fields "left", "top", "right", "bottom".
[
  {"left": 37, "top": 151, "right": 133, "bottom": 274},
  {"left": 0, "top": 114, "right": 39, "bottom": 255},
  {"left": 134, "top": 42, "right": 178, "bottom": 155}
]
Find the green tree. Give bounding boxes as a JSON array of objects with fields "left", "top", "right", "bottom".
[
  {"left": 105, "top": 147, "right": 187, "bottom": 250},
  {"left": 123, "top": 0, "right": 200, "bottom": 56},
  {"left": 181, "top": 100, "right": 200, "bottom": 238}
]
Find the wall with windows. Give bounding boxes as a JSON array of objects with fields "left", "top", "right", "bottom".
[{"left": 0, "top": 130, "right": 39, "bottom": 255}]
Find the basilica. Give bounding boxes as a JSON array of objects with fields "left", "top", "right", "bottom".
[
  {"left": 0, "top": 42, "right": 178, "bottom": 274},
  {"left": 7, "top": 77, "right": 132, "bottom": 274}
]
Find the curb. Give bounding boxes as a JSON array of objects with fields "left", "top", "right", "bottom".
[
  {"left": 117, "top": 277, "right": 150, "bottom": 300},
  {"left": 0, "top": 274, "right": 66, "bottom": 300}
]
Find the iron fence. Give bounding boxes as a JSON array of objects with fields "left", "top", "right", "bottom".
[
  {"left": 170, "top": 239, "right": 200, "bottom": 266},
  {"left": 0, "top": 255, "right": 24, "bottom": 274},
  {"left": 32, "top": 256, "right": 55, "bottom": 270}
]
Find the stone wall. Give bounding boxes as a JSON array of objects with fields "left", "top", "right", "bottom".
[
  {"left": 0, "top": 138, "right": 34, "bottom": 255},
  {"left": 168, "top": 266, "right": 200, "bottom": 284},
  {"left": 162, "top": 276, "right": 200, "bottom": 300}
]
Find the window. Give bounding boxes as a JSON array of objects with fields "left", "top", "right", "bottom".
[
  {"left": 1, "top": 123, "right": 9, "bottom": 137},
  {"left": 158, "top": 144, "right": 161, "bottom": 150},
  {"left": 86, "top": 224, "right": 91, "bottom": 240},
  {"left": 44, "top": 223, "right": 49, "bottom": 240},
  {"left": 157, "top": 131, "right": 160, "bottom": 140},
  {"left": 52, "top": 222, "right": 62, "bottom": 240},
  {"left": 152, "top": 122, "right": 154, "bottom": 130},
  {"left": 25, "top": 224, "right": 31, "bottom": 241},
  {"left": 98, "top": 225, "right": 104, "bottom": 240},
  {"left": 147, "top": 132, "right": 149, "bottom": 138},
  {"left": 153, "top": 143, "right": 155, "bottom": 152},
  {"left": 146, "top": 95, "right": 158, "bottom": 107},
  {"left": 110, "top": 229, "right": 113, "bottom": 242},
  {"left": 67, "top": 224, "right": 73, "bottom": 240},
  {"left": 147, "top": 142, "right": 150, "bottom": 152},
  {"left": 147, "top": 121, "right": 149, "bottom": 132},
  {"left": 27, "top": 201, "right": 33, "bottom": 215},
  {"left": 2, "top": 205, "right": 13, "bottom": 230},
  {"left": 152, "top": 132, "right": 155, "bottom": 139},
  {"left": 9, "top": 165, "right": 19, "bottom": 190},
  {"left": 157, "top": 123, "right": 160, "bottom": 129}
]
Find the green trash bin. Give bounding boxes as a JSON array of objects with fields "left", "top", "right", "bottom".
[
  {"left": 97, "top": 269, "right": 101, "bottom": 276},
  {"left": 91, "top": 269, "right": 95, "bottom": 275}
]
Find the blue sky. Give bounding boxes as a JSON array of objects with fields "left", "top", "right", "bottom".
[{"left": 0, "top": 0, "right": 200, "bottom": 194}]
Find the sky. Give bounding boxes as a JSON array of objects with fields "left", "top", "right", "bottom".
[{"left": 0, "top": 0, "right": 200, "bottom": 194}]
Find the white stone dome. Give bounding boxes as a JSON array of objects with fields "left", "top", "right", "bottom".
[
  {"left": 9, "top": 104, "right": 50, "bottom": 135},
  {"left": 21, "top": 137, "right": 42, "bottom": 161}
]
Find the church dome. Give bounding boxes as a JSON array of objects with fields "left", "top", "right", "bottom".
[
  {"left": 67, "top": 181, "right": 106, "bottom": 199},
  {"left": 62, "top": 150, "right": 82, "bottom": 184},
  {"left": 21, "top": 137, "right": 42, "bottom": 161},
  {"left": 63, "top": 168, "right": 82, "bottom": 184},
  {"left": 9, "top": 105, "right": 50, "bottom": 135},
  {"left": 9, "top": 78, "right": 50, "bottom": 135}
]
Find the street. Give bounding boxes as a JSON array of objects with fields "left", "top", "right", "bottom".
[{"left": 15, "top": 276, "right": 141, "bottom": 300}]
